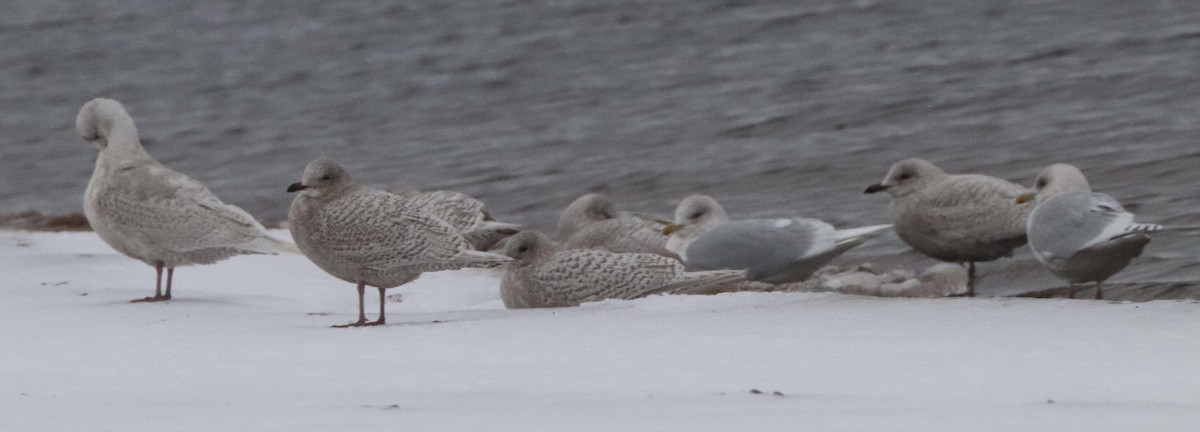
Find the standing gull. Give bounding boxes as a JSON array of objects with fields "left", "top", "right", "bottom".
[
  {"left": 77, "top": 98, "right": 296, "bottom": 302},
  {"left": 662, "top": 195, "right": 891, "bottom": 284},
  {"left": 288, "top": 158, "right": 511, "bottom": 327},
  {"left": 500, "top": 231, "right": 744, "bottom": 309},
  {"left": 1017, "top": 164, "right": 1164, "bottom": 299},
  {"left": 557, "top": 193, "right": 676, "bottom": 257},
  {"left": 865, "top": 158, "right": 1032, "bottom": 296}
]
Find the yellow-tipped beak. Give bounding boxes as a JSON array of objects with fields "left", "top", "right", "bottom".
[
  {"left": 662, "top": 223, "right": 682, "bottom": 236},
  {"left": 1015, "top": 191, "right": 1036, "bottom": 204}
]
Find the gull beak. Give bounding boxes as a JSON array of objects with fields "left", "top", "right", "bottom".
[
  {"left": 864, "top": 183, "right": 890, "bottom": 194},
  {"left": 662, "top": 223, "right": 682, "bottom": 236},
  {"left": 287, "top": 182, "right": 310, "bottom": 193},
  {"left": 1015, "top": 191, "right": 1036, "bottom": 204}
]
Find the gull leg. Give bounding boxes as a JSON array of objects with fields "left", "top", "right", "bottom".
[
  {"left": 1067, "top": 284, "right": 1076, "bottom": 299},
  {"left": 367, "top": 287, "right": 387, "bottom": 326},
  {"left": 332, "top": 281, "right": 368, "bottom": 328},
  {"left": 967, "top": 261, "right": 976, "bottom": 297},
  {"left": 131, "top": 261, "right": 167, "bottom": 303},
  {"left": 163, "top": 267, "right": 174, "bottom": 300},
  {"left": 1094, "top": 282, "right": 1103, "bottom": 300}
]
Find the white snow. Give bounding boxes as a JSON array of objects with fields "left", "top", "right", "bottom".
[{"left": 2, "top": 231, "right": 1199, "bottom": 431}]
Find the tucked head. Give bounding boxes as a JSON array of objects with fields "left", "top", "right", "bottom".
[
  {"left": 288, "top": 158, "right": 352, "bottom": 197},
  {"left": 1016, "top": 163, "right": 1091, "bottom": 204},
  {"left": 864, "top": 158, "right": 946, "bottom": 197},
  {"left": 76, "top": 98, "right": 144, "bottom": 155},
  {"left": 502, "top": 230, "right": 557, "bottom": 263},
  {"left": 558, "top": 193, "right": 618, "bottom": 237},
  {"left": 662, "top": 194, "right": 729, "bottom": 236}
]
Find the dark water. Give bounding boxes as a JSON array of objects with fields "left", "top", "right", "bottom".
[{"left": 3, "top": 0, "right": 1200, "bottom": 297}]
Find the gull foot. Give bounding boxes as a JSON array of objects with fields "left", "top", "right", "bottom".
[{"left": 130, "top": 295, "right": 169, "bottom": 303}]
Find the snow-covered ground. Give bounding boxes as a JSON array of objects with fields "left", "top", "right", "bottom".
[{"left": 2, "top": 231, "right": 1198, "bottom": 431}]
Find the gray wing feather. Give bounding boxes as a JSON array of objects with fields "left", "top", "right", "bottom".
[
  {"left": 1028, "top": 192, "right": 1131, "bottom": 260},
  {"left": 684, "top": 218, "right": 829, "bottom": 279}
]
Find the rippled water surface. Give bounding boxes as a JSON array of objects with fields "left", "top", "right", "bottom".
[{"left": 3, "top": 0, "right": 1200, "bottom": 296}]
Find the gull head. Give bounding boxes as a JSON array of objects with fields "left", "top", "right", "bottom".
[
  {"left": 865, "top": 158, "right": 946, "bottom": 198},
  {"left": 502, "top": 231, "right": 557, "bottom": 265},
  {"left": 558, "top": 193, "right": 618, "bottom": 238},
  {"left": 288, "top": 158, "right": 352, "bottom": 198},
  {"left": 76, "top": 98, "right": 140, "bottom": 153},
  {"left": 1017, "top": 163, "right": 1091, "bottom": 204},
  {"left": 662, "top": 194, "right": 729, "bottom": 238}
]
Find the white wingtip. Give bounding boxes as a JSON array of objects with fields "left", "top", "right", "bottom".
[{"left": 835, "top": 224, "right": 893, "bottom": 243}]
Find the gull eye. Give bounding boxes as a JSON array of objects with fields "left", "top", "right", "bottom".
[
  {"left": 897, "top": 172, "right": 912, "bottom": 181},
  {"left": 690, "top": 211, "right": 703, "bottom": 219},
  {"left": 516, "top": 246, "right": 528, "bottom": 254},
  {"left": 320, "top": 174, "right": 332, "bottom": 181},
  {"left": 1036, "top": 178, "right": 1048, "bottom": 189}
]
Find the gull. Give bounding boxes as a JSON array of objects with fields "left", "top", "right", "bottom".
[
  {"left": 1017, "top": 163, "right": 1171, "bottom": 299},
  {"left": 287, "top": 158, "right": 510, "bottom": 327},
  {"left": 500, "top": 231, "right": 743, "bottom": 308},
  {"left": 557, "top": 193, "right": 676, "bottom": 257},
  {"left": 865, "top": 158, "right": 1032, "bottom": 296},
  {"left": 77, "top": 98, "right": 295, "bottom": 302},
  {"left": 662, "top": 195, "right": 891, "bottom": 284}
]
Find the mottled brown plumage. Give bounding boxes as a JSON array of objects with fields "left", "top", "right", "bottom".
[
  {"left": 500, "top": 231, "right": 743, "bottom": 309},
  {"left": 288, "top": 158, "right": 510, "bottom": 326}
]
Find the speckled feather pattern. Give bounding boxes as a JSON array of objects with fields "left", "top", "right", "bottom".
[
  {"left": 403, "top": 190, "right": 487, "bottom": 234},
  {"left": 501, "top": 235, "right": 742, "bottom": 308},
  {"left": 290, "top": 184, "right": 509, "bottom": 289},
  {"left": 564, "top": 214, "right": 672, "bottom": 254},
  {"left": 889, "top": 173, "right": 1032, "bottom": 262},
  {"left": 81, "top": 99, "right": 289, "bottom": 268}
]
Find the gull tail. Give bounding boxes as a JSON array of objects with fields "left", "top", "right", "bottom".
[
  {"left": 1110, "top": 223, "right": 1164, "bottom": 240},
  {"left": 265, "top": 236, "right": 302, "bottom": 254},
  {"left": 645, "top": 269, "right": 747, "bottom": 296},
  {"left": 464, "top": 221, "right": 523, "bottom": 251},
  {"left": 834, "top": 224, "right": 893, "bottom": 246},
  {"left": 446, "top": 249, "right": 513, "bottom": 269},
  {"left": 237, "top": 234, "right": 302, "bottom": 255},
  {"left": 474, "top": 221, "right": 522, "bottom": 233}
]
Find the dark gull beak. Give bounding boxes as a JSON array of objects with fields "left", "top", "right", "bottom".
[
  {"left": 864, "top": 183, "right": 890, "bottom": 194},
  {"left": 287, "top": 182, "right": 310, "bottom": 193}
]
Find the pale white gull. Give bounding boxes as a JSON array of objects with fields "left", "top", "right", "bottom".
[{"left": 77, "top": 98, "right": 296, "bottom": 302}]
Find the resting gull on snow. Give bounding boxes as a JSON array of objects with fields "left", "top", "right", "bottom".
[
  {"left": 556, "top": 193, "right": 677, "bottom": 257},
  {"left": 500, "top": 231, "right": 744, "bottom": 309},
  {"left": 865, "top": 158, "right": 1032, "bottom": 296},
  {"left": 662, "top": 195, "right": 891, "bottom": 284},
  {"left": 287, "top": 158, "right": 511, "bottom": 327},
  {"left": 1017, "top": 163, "right": 1166, "bottom": 299},
  {"left": 77, "top": 98, "right": 296, "bottom": 303}
]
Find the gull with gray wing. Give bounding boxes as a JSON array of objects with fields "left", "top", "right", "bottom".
[
  {"left": 77, "top": 98, "right": 296, "bottom": 303},
  {"left": 1018, "top": 164, "right": 1167, "bottom": 299},
  {"left": 662, "top": 195, "right": 891, "bottom": 284}
]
